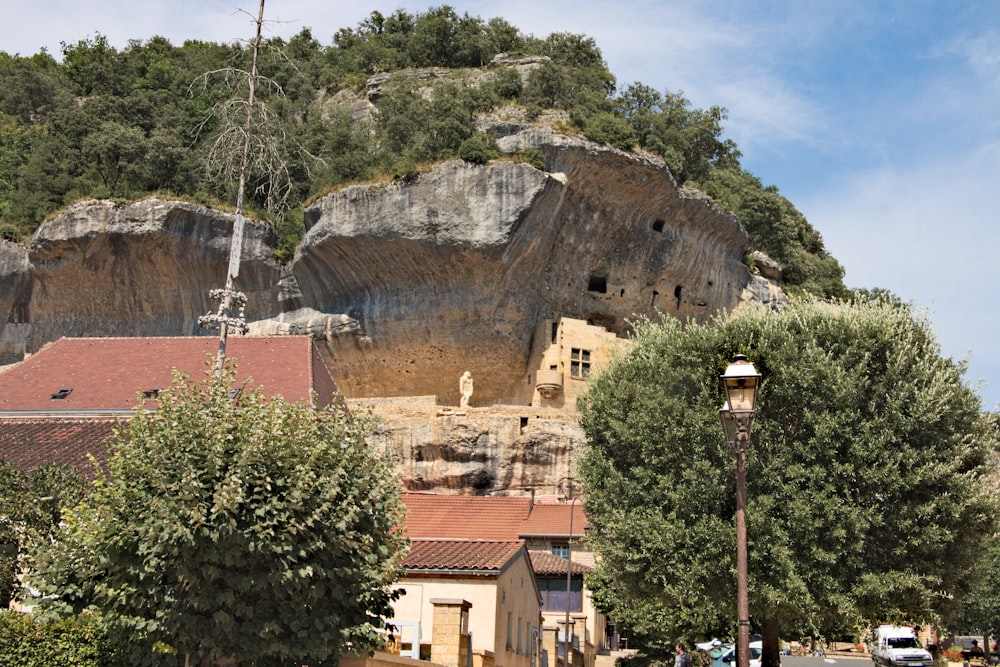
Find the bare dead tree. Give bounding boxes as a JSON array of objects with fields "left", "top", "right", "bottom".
[{"left": 196, "top": 0, "right": 320, "bottom": 374}]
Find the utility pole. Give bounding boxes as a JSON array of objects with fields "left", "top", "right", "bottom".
[{"left": 563, "top": 494, "right": 578, "bottom": 667}]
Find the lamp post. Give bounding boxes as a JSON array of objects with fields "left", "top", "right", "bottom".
[{"left": 719, "top": 354, "right": 761, "bottom": 667}]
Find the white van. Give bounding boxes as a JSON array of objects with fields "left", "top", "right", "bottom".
[{"left": 871, "top": 625, "right": 933, "bottom": 667}]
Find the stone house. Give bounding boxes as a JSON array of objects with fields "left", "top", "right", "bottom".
[
  {"left": 392, "top": 539, "right": 541, "bottom": 667},
  {"left": 399, "top": 493, "right": 603, "bottom": 667},
  {"left": 529, "top": 317, "right": 628, "bottom": 411}
]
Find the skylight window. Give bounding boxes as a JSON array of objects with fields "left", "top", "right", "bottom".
[
  {"left": 142, "top": 388, "right": 160, "bottom": 399},
  {"left": 51, "top": 388, "right": 72, "bottom": 400}
]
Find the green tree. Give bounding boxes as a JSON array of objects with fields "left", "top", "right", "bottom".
[
  {"left": 579, "top": 298, "right": 998, "bottom": 664},
  {"left": 60, "top": 34, "right": 126, "bottom": 97},
  {"left": 582, "top": 112, "right": 636, "bottom": 151},
  {"left": 956, "top": 541, "right": 1000, "bottom": 651},
  {"left": 0, "top": 460, "right": 86, "bottom": 608},
  {"left": 0, "top": 52, "right": 69, "bottom": 123},
  {"left": 23, "top": 367, "right": 407, "bottom": 666},
  {"left": 81, "top": 120, "right": 147, "bottom": 197},
  {"left": 702, "top": 167, "right": 846, "bottom": 299},
  {"left": 952, "top": 447, "right": 1000, "bottom": 653},
  {"left": 458, "top": 132, "right": 500, "bottom": 164},
  {"left": 616, "top": 84, "right": 741, "bottom": 185}
]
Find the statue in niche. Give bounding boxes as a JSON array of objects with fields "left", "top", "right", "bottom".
[{"left": 459, "top": 371, "right": 474, "bottom": 407}]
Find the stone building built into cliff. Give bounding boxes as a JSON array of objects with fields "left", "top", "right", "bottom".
[
  {"left": 528, "top": 317, "right": 628, "bottom": 411},
  {"left": 348, "top": 317, "right": 627, "bottom": 497}
]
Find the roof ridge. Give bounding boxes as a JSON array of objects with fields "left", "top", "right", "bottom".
[{"left": 410, "top": 537, "right": 524, "bottom": 543}]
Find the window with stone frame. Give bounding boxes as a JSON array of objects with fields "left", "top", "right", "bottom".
[{"left": 570, "top": 348, "right": 591, "bottom": 378}]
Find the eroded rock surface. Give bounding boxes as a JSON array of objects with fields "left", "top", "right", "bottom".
[
  {"left": 293, "top": 129, "right": 756, "bottom": 403},
  {"left": 350, "top": 397, "right": 583, "bottom": 496},
  {"left": 1, "top": 198, "right": 281, "bottom": 358},
  {"left": 0, "top": 129, "right": 782, "bottom": 494}
]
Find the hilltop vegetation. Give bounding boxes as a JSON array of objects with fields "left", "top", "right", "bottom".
[{"left": 0, "top": 5, "right": 845, "bottom": 297}]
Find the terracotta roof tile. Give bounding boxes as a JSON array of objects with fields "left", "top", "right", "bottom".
[
  {"left": 400, "top": 493, "right": 588, "bottom": 541},
  {"left": 519, "top": 503, "right": 589, "bottom": 539},
  {"left": 400, "top": 493, "right": 532, "bottom": 540},
  {"left": 0, "top": 418, "right": 116, "bottom": 477},
  {"left": 404, "top": 539, "right": 526, "bottom": 573},
  {"left": 528, "top": 550, "right": 593, "bottom": 576},
  {"left": 0, "top": 336, "right": 336, "bottom": 412}
]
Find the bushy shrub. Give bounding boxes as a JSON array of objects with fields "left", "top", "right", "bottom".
[
  {"left": 458, "top": 132, "right": 500, "bottom": 164},
  {"left": 489, "top": 66, "right": 523, "bottom": 100},
  {"left": 0, "top": 612, "right": 116, "bottom": 667},
  {"left": 582, "top": 112, "right": 636, "bottom": 151},
  {"left": 0, "top": 225, "right": 20, "bottom": 242},
  {"left": 513, "top": 147, "right": 546, "bottom": 170},
  {"left": 391, "top": 157, "right": 420, "bottom": 182}
]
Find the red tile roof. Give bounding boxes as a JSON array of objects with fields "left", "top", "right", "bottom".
[
  {"left": 528, "top": 550, "right": 594, "bottom": 576},
  {"left": 400, "top": 493, "right": 532, "bottom": 540},
  {"left": 0, "top": 418, "right": 116, "bottom": 476},
  {"left": 519, "top": 503, "right": 589, "bottom": 539},
  {"left": 403, "top": 539, "right": 526, "bottom": 573},
  {"left": 0, "top": 336, "right": 336, "bottom": 413},
  {"left": 400, "top": 493, "right": 588, "bottom": 540}
]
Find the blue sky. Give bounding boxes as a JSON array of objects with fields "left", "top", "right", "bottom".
[{"left": 4, "top": 1, "right": 999, "bottom": 408}]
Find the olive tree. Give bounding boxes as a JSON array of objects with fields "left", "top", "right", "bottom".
[
  {"left": 579, "top": 298, "right": 999, "bottom": 665},
  {"left": 23, "top": 366, "right": 407, "bottom": 666}
]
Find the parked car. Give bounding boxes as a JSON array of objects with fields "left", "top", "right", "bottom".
[{"left": 719, "top": 641, "right": 763, "bottom": 667}]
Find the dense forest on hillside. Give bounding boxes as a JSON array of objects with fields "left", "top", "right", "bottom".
[{"left": 0, "top": 5, "right": 846, "bottom": 297}]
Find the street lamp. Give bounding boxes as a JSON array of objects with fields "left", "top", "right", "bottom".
[{"left": 719, "top": 354, "right": 761, "bottom": 667}]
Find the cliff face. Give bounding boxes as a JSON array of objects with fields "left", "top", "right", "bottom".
[
  {"left": 0, "top": 199, "right": 282, "bottom": 360},
  {"left": 0, "top": 128, "right": 781, "bottom": 494},
  {"left": 350, "top": 398, "right": 583, "bottom": 497},
  {"left": 291, "top": 127, "right": 764, "bottom": 404}
]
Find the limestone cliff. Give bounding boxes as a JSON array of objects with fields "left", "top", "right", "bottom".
[
  {"left": 0, "top": 128, "right": 783, "bottom": 494},
  {"left": 349, "top": 397, "right": 583, "bottom": 497},
  {"left": 290, "top": 126, "right": 774, "bottom": 404}
]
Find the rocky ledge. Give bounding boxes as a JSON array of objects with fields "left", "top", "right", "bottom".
[{"left": 0, "top": 128, "right": 781, "bottom": 405}]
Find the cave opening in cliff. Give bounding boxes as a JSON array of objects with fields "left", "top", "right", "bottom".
[
  {"left": 652, "top": 219, "right": 665, "bottom": 232},
  {"left": 587, "top": 275, "right": 607, "bottom": 293}
]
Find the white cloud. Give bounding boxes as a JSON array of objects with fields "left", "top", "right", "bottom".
[{"left": 800, "top": 141, "right": 1000, "bottom": 407}]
